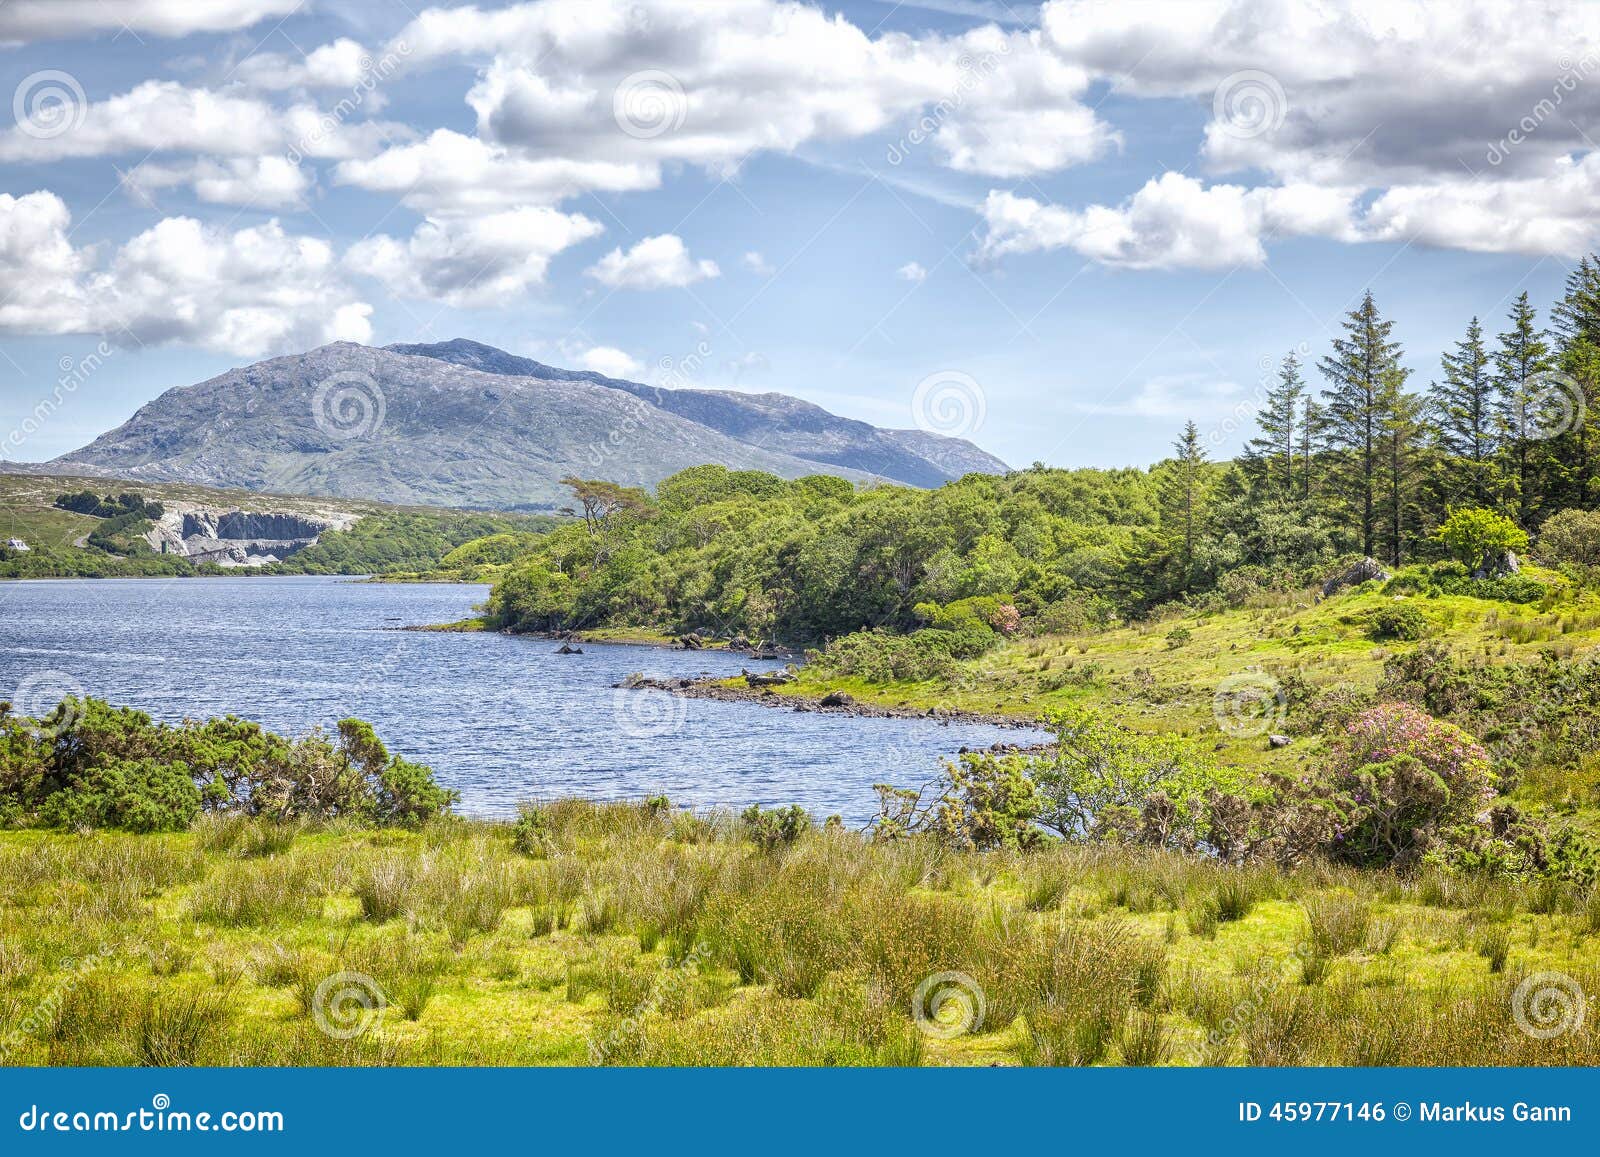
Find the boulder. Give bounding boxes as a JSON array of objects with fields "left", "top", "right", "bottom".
[
  {"left": 744, "top": 668, "right": 797, "bottom": 688},
  {"left": 555, "top": 642, "right": 583, "bottom": 654},
  {"left": 1268, "top": 734, "right": 1292, "bottom": 749},
  {"left": 677, "top": 632, "right": 705, "bottom": 650},
  {"left": 1321, "top": 556, "right": 1391, "bottom": 597},
  {"left": 1473, "top": 550, "right": 1521, "bottom": 579},
  {"left": 819, "top": 691, "right": 854, "bottom": 708}
]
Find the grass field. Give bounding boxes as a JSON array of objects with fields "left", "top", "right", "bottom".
[{"left": 3, "top": 803, "right": 1597, "bottom": 1067}]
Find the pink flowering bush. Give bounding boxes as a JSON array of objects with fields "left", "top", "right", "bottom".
[{"left": 1325, "top": 702, "right": 1496, "bottom": 868}]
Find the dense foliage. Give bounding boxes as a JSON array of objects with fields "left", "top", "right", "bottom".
[
  {"left": 0, "top": 697, "right": 455, "bottom": 832},
  {"left": 270, "top": 512, "right": 552, "bottom": 576}
]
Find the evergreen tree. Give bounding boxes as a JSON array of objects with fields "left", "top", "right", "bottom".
[
  {"left": 1300, "top": 395, "right": 1321, "bottom": 501},
  {"left": 1429, "top": 316, "right": 1498, "bottom": 505},
  {"left": 1493, "top": 292, "right": 1556, "bottom": 527},
  {"left": 1156, "top": 420, "right": 1209, "bottom": 595},
  {"left": 1244, "top": 352, "right": 1305, "bottom": 498},
  {"left": 1552, "top": 258, "right": 1600, "bottom": 510},
  {"left": 1378, "top": 368, "right": 1427, "bottom": 567},
  {"left": 1319, "top": 291, "right": 1407, "bottom": 558}
]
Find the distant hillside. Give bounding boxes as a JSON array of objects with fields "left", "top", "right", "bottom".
[{"left": 52, "top": 340, "right": 1009, "bottom": 509}]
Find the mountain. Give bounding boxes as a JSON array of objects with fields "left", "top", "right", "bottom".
[{"left": 53, "top": 340, "right": 1008, "bottom": 509}]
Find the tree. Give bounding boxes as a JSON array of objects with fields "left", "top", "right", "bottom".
[
  {"left": 1429, "top": 316, "right": 1499, "bottom": 505},
  {"left": 1376, "top": 368, "right": 1427, "bottom": 567},
  {"left": 1493, "top": 292, "right": 1556, "bottom": 528},
  {"left": 1433, "top": 507, "right": 1528, "bottom": 570},
  {"left": 1155, "top": 421, "right": 1210, "bottom": 596},
  {"left": 1244, "top": 352, "right": 1305, "bottom": 497},
  {"left": 1320, "top": 291, "right": 1407, "bottom": 557},
  {"left": 559, "top": 476, "right": 651, "bottom": 537},
  {"left": 1552, "top": 258, "right": 1600, "bottom": 511}
]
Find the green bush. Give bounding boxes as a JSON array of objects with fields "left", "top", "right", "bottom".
[
  {"left": 1367, "top": 604, "right": 1428, "bottom": 641},
  {"left": 1433, "top": 507, "right": 1527, "bottom": 568},
  {"left": 1538, "top": 508, "right": 1600, "bottom": 581}
]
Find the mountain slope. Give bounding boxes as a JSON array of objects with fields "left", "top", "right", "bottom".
[
  {"left": 387, "top": 338, "right": 1010, "bottom": 488},
  {"left": 55, "top": 340, "right": 1008, "bottom": 509}
]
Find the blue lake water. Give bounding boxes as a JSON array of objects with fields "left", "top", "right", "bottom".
[{"left": 0, "top": 576, "right": 1043, "bottom": 824}]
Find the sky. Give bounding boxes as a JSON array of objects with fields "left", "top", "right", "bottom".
[{"left": 0, "top": 0, "right": 1595, "bottom": 473}]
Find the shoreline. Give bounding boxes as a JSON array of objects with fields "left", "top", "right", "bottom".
[{"left": 618, "top": 672, "right": 1046, "bottom": 732}]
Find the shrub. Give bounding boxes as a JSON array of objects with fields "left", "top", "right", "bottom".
[
  {"left": 1367, "top": 604, "right": 1428, "bottom": 641},
  {"left": 1434, "top": 507, "right": 1528, "bottom": 569},
  {"left": 741, "top": 804, "right": 809, "bottom": 851},
  {"left": 1537, "top": 507, "right": 1600, "bottom": 580}
]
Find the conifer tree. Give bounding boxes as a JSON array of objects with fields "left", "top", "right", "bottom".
[
  {"left": 1319, "top": 292, "right": 1407, "bottom": 558},
  {"left": 1493, "top": 291, "right": 1556, "bottom": 527},
  {"left": 1244, "top": 352, "right": 1304, "bottom": 498},
  {"left": 1429, "top": 316, "right": 1498, "bottom": 505}
]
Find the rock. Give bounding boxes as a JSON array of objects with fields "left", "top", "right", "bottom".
[
  {"left": 1269, "top": 734, "right": 1292, "bottom": 749},
  {"left": 1321, "top": 556, "right": 1391, "bottom": 597},
  {"left": 744, "top": 668, "right": 797, "bottom": 688},
  {"left": 677, "top": 632, "right": 704, "bottom": 650},
  {"left": 819, "top": 691, "right": 854, "bottom": 708},
  {"left": 728, "top": 635, "right": 751, "bottom": 651},
  {"left": 1474, "top": 549, "right": 1521, "bottom": 579},
  {"left": 555, "top": 642, "right": 583, "bottom": 654}
]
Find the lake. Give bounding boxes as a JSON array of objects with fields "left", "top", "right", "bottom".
[{"left": 0, "top": 576, "right": 1043, "bottom": 825}]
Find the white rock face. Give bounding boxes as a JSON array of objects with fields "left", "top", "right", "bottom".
[{"left": 144, "top": 502, "right": 358, "bottom": 566}]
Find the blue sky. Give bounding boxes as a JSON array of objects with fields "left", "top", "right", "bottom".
[{"left": 0, "top": 0, "right": 1592, "bottom": 471}]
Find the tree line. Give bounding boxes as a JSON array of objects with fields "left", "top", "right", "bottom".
[{"left": 1146, "top": 261, "right": 1600, "bottom": 601}]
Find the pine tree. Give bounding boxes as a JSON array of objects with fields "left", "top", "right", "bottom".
[
  {"left": 1378, "top": 368, "right": 1427, "bottom": 567},
  {"left": 1493, "top": 291, "right": 1556, "bottom": 527},
  {"left": 1157, "top": 420, "right": 1209, "bottom": 595},
  {"left": 1244, "top": 352, "right": 1305, "bottom": 498},
  {"left": 1319, "top": 291, "right": 1407, "bottom": 558},
  {"left": 1300, "top": 395, "right": 1320, "bottom": 501},
  {"left": 1552, "top": 257, "right": 1600, "bottom": 511},
  {"left": 1429, "top": 316, "right": 1498, "bottom": 505}
]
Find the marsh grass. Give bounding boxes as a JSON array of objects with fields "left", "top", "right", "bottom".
[{"left": 6, "top": 806, "right": 1600, "bottom": 1067}]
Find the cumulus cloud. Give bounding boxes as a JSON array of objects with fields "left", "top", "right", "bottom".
[
  {"left": 386, "top": 0, "right": 1112, "bottom": 192},
  {"left": 898, "top": 261, "right": 928, "bottom": 282},
  {"left": 235, "top": 38, "right": 382, "bottom": 91},
  {"left": 976, "top": 175, "right": 1358, "bottom": 269},
  {"left": 335, "top": 129, "right": 656, "bottom": 213},
  {"left": 578, "top": 346, "right": 642, "bottom": 378},
  {"left": 0, "top": 191, "right": 371, "bottom": 356},
  {"left": 742, "top": 251, "right": 775, "bottom": 276},
  {"left": 346, "top": 208, "right": 604, "bottom": 306},
  {"left": 0, "top": 0, "right": 299, "bottom": 41},
  {"left": 586, "top": 235, "right": 719, "bottom": 290},
  {"left": 122, "top": 156, "right": 311, "bottom": 208}
]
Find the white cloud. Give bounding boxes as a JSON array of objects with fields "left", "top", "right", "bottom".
[
  {"left": 586, "top": 234, "right": 719, "bottom": 290},
  {"left": 0, "top": 192, "right": 371, "bottom": 356},
  {"left": 742, "top": 251, "right": 775, "bottom": 276},
  {"left": 335, "top": 129, "right": 656, "bottom": 213},
  {"left": 346, "top": 207, "right": 604, "bottom": 306},
  {"left": 976, "top": 175, "right": 1357, "bottom": 270},
  {"left": 122, "top": 156, "right": 311, "bottom": 208},
  {"left": 578, "top": 346, "right": 642, "bottom": 378},
  {"left": 898, "top": 261, "right": 928, "bottom": 282},
  {"left": 0, "top": 81, "right": 408, "bottom": 163},
  {"left": 235, "top": 38, "right": 380, "bottom": 90},
  {"left": 388, "top": 0, "right": 1113, "bottom": 185},
  {"left": 0, "top": 0, "right": 299, "bottom": 41}
]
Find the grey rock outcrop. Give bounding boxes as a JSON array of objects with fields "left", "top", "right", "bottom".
[{"left": 1322, "top": 556, "right": 1391, "bottom": 597}]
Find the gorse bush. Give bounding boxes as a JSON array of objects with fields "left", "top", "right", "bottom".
[{"left": 0, "top": 697, "right": 455, "bottom": 833}]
